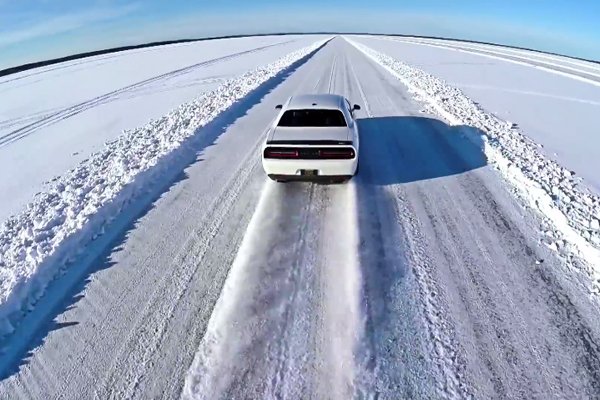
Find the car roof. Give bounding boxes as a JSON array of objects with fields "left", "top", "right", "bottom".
[{"left": 286, "top": 94, "right": 346, "bottom": 110}]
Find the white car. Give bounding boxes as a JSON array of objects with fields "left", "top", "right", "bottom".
[{"left": 262, "top": 94, "right": 361, "bottom": 183}]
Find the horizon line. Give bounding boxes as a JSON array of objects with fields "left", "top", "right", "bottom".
[{"left": 2, "top": 31, "right": 599, "bottom": 78}]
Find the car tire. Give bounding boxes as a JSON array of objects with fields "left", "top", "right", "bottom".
[
  {"left": 268, "top": 175, "right": 286, "bottom": 182},
  {"left": 331, "top": 177, "right": 349, "bottom": 184}
]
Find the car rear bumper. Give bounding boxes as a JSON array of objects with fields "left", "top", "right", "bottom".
[
  {"left": 262, "top": 157, "right": 358, "bottom": 177},
  {"left": 267, "top": 174, "right": 353, "bottom": 182}
]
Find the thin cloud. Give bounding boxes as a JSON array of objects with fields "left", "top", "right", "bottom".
[{"left": 0, "top": 2, "right": 140, "bottom": 48}]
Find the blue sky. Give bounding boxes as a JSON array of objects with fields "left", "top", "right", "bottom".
[{"left": 1, "top": 0, "right": 599, "bottom": 70}]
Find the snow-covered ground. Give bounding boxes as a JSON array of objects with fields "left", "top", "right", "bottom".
[
  {"left": 393, "top": 37, "right": 600, "bottom": 83},
  {"left": 0, "top": 35, "right": 600, "bottom": 400},
  {"left": 347, "top": 36, "right": 600, "bottom": 287},
  {"left": 0, "top": 37, "right": 328, "bottom": 337},
  {"left": 351, "top": 35, "right": 600, "bottom": 195},
  {"left": 0, "top": 34, "right": 328, "bottom": 222}
]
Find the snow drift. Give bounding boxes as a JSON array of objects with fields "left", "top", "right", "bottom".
[{"left": 0, "top": 38, "right": 328, "bottom": 337}]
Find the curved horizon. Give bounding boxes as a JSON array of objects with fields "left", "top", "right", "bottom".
[
  {"left": 2, "top": 31, "right": 598, "bottom": 78},
  {"left": 1, "top": 1, "right": 599, "bottom": 71}
]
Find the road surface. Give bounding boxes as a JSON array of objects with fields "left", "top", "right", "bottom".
[{"left": 1, "top": 37, "right": 600, "bottom": 400}]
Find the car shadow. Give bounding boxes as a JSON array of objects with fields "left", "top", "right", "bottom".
[{"left": 356, "top": 116, "right": 487, "bottom": 186}]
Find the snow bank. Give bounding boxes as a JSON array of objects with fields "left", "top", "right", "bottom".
[
  {"left": 347, "top": 38, "right": 600, "bottom": 289},
  {"left": 0, "top": 35, "right": 328, "bottom": 223},
  {"left": 0, "top": 38, "right": 328, "bottom": 336}
]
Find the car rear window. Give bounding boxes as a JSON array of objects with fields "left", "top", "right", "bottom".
[{"left": 277, "top": 109, "right": 347, "bottom": 127}]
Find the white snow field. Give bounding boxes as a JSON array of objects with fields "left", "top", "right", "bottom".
[
  {"left": 0, "top": 36, "right": 600, "bottom": 400},
  {"left": 0, "top": 34, "right": 328, "bottom": 222},
  {"left": 352, "top": 35, "right": 600, "bottom": 194}
]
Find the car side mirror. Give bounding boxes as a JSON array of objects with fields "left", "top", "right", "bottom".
[
  {"left": 352, "top": 104, "right": 361, "bottom": 111},
  {"left": 275, "top": 104, "right": 283, "bottom": 109}
]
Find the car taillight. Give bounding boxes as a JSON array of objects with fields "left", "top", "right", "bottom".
[
  {"left": 264, "top": 148, "right": 299, "bottom": 159},
  {"left": 264, "top": 147, "right": 355, "bottom": 159},
  {"left": 319, "top": 149, "right": 355, "bottom": 159}
]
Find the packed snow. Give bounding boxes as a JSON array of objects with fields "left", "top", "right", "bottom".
[
  {"left": 347, "top": 37, "right": 600, "bottom": 291},
  {"left": 0, "top": 38, "right": 328, "bottom": 336},
  {"left": 0, "top": 35, "right": 328, "bottom": 222}
]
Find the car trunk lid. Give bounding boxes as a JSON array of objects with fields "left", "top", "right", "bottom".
[{"left": 268, "top": 127, "right": 350, "bottom": 144}]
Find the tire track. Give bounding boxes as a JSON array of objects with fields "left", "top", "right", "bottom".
[
  {"left": 0, "top": 40, "right": 296, "bottom": 148},
  {"left": 327, "top": 54, "right": 337, "bottom": 93},
  {"left": 268, "top": 184, "right": 316, "bottom": 397}
]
